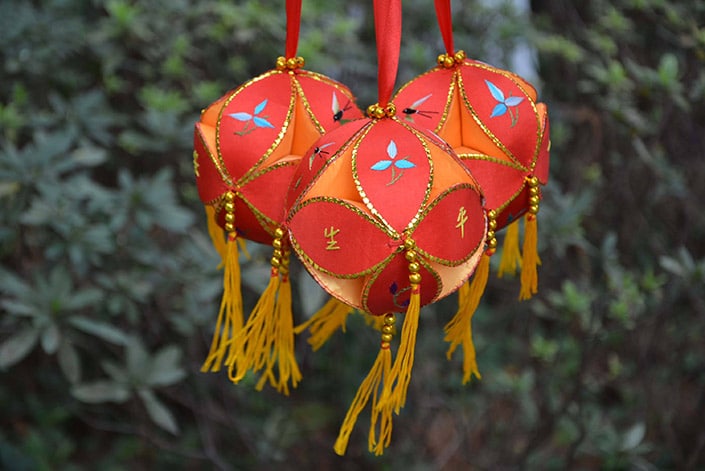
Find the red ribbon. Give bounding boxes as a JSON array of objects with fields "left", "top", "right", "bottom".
[
  {"left": 434, "top": 0, "right": 454, "bottom": 55},
  {"left": 285, "top": 0, "right": 302, "bottom": 59},
  {"left": 373, "top": 0, "right": 402, "bottom": 107}
]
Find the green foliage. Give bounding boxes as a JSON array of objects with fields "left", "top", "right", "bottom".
[{"left": 1, "top": 0, "right": 704, "bottom": 469}]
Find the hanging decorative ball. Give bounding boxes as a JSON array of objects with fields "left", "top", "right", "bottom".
[
  {"left": 286, "top": 96, "right": 487, "bottom": 453},
  {"left": 192, "top": 0, "right": 364, "bottom": 394}
]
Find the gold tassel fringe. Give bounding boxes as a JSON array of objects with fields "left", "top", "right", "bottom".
[
  {"left": 378, "top": 239, "right": 422, "bottom": 415},
  {"left": 294, "top": 297, "right": 354, "bottom": 351},
  {"left": 334, "top": 314, "right": 395, "bottom": 456},
  {"left": 230, "top": 229, "right": 300, "bottom": 394},
  {"left": 443, "top": 250, "right": 491, "bottom": 383},
  {"left": 201, "top": 193, "right": 244, "bottom": 373},
  {"left": 497, "top": 219, "right": 521, "bottom": 278},
  {"left": 519, "top": 177, "right": 541, "bottom": 300}
]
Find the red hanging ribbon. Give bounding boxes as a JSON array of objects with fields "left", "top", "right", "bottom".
[
  {"left": 373, "top": 0, "right": 402, "bottom": 107},
  {"left": 434, "top": 0, "right": 454, "bottom": 55},
  {"left": 285, "top": 0, "right": 302, "bottom": 59}
]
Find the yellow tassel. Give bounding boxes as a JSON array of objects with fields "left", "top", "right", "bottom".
[
  {"left": 230, "top": 230, "right": 300, "bottom": 395},
  {"left": 379, "top": 285, "right": 420, "bottom": 415},
  {"left": 229, "top": 267, "right": 280, "bottom": 382},
  {"left": 519, "top": 214, "right": 540, "bottom": 300},
  {"left": 201, "top": 231, "right": 243, "bottom": 373},
  {"left": 256, "top": 260, "right": 302, "bottom": 395},
  {"left": 497, "top": 219, "right": 521, "bottom": 278},
  {"left": 205, "top": 205, "right": 227, "bottom": 265},
  {"left": 334, "top": 314, "right": 395, "bottom": 456},
  {"left": 444, "top": 250, "right": 490, "bottom": 383},
  {"left": 294, "top": 297, "right": 354, "bottom": 351}
]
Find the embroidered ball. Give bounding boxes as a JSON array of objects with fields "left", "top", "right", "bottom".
[{"left": 286, "top": 108, "right": 487, "bottom": 315}]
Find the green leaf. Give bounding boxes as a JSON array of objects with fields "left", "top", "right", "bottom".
[
  {"left": 148, "top": 345, "right": 186, "bottom": 387},
  {"left": 67, "top": 316, "right": 129, "bottom": 345},
  {"left": 0, "top": 328, "right": 40, "bottom": 369},
  {"left": 57, "top": 340, "right": 81, "bottom": 384},
  {"left": 40, "top": 323, "right": 61, "bottom": 354},
  {"left": 621, "top": 422, "right": 646, "bottom": 450},
  {"left": 125, "top": 337, "right": 150, "bottom": 380},
  {"left": 138, "top": 389, "right": 179, "bottom": 435},
  {"left": 72, "top": 381, "right": 130, "bottom": 404}
]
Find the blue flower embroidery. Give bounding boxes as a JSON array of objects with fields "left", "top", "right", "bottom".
[
  {"left": 370, "top": 140, "right": 415, "bottom": 186},
  {"left": 389, "top": 281, "right": 410, "bottom": 309},
  {"left": 485, "top": 80, "right": 524, "bottom": 127},
  {"left": 229, "top": 99, "right": 275, "bottom": 136}
]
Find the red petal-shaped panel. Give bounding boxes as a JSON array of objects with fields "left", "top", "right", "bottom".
[
  {"left": 286, "top": 119, "right": 369, "bottom": 211},
  {"left": 393, "top": 68, "right": 454, "bottom": 132},
  {"left": 458, "top": 153, "right": 526, "bottom": 212},
  {"left": 218, "top": 72, "right": 293, "bottom": 180},
  {"left": 362, "top": 254, "right": 440, "bottom": 316},
  {"left": 534, "top": 104, "right": 551, "bottom": 185},
  {"left": 297, "top": 71, "right": 364, "bottom": 131},
  {"left": 240, "top": 159, "right": 298, "bottom": 227},
  {"left": 287, "top": 198, "right": 393, "bottom": 277},
  {"left": 353, "top": 120, "right": 431, "bottom": 234},
  {"left": 460, "top": 64, "right": 540, "bottom": 169},
  {"left": 413, "top": 184, "right": 486, "bottom": 265}
]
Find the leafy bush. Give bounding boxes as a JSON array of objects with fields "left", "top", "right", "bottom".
[{"left": 1, "top": 0, "right": 704, "bottom": 469}]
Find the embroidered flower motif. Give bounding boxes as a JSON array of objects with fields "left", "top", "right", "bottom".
[
  {"left": 389, "top": 281, "right": 410, "bottom": 309},
  {"left": 485, "top": 80, "right": 524, "bottom": 127},
  {"left": 229, "top": 99, "right": 275, "bottom": 136},
  {"left": 370, "top": 140, "right": 415, "bottom": 186}
]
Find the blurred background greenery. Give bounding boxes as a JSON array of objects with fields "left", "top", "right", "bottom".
[{"left": 1, "top": 0, "right": 704, "bottom": 469}]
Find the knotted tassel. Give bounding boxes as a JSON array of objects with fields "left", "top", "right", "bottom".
[
  {"left": 201, "top": 192, "right": 244, "bottom": 373},
  {"left": 256, "top": 249, "right": 302, "bottom": 394},
  {"left": 377, "top": 238, "right": 421, "bottom": 419},
  {"left": 295, "top": 297, "right": 354, "bottom": 351},
  {"left": 334, "top": 313, "right": 395, "bottom": 456},
  {"left": 497, "top": 218, "right": 521, "bottom": 278},
  {"left": 231, "top": 228, "right": 296, "bottom": 391},
  {"left": 519, "top": 176, "right": 541, "bottom": 300},
  {"left": 444, "top": 210, "right": 496, "bottom": 383}
]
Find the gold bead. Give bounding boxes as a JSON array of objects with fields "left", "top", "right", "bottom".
[
  {"left": 437, "top": 54, "right": 446, "bottom": 66},
  {"left": 271, "top": 257, "right": 281, "bottom": 268},
  {"left": 296, "top": 56, "right": 305, "bottom": 68},
  {"left": 405, "top": 250, "right": 417, "bottom": 262},
  {"left": 409, "top": 273, "right": 422, "bottom": 284},
  {"left": 385, "top": 103, "right": 396, "bottom": 117},
  {"left": 487, "top": 230, "right": 495, "bottom": 241},
  {"left": 529, "top": 206, "right": 539, "bottom": 215},
  {"left": 274, "top": 227, "right": 285, "bottom": 239},
  {"left": 272, "top": 249, "right": 283, "bottom": 259},
  {"left": 224, "top": 192, "right": 235, "bottom": 202},
  {"left": 286, "top": 57, "right": 298, "bottom": 69},
  {"left": 529, "top": 186, "right": 539, "bottom": 197},
  {"left": 528, "top": 176, "right": 539, "bottom": 187},
  {"left": 224, "top": 222, "right": 234, "bottom": 233},
  {"left": 408, "top": 262, "right": 420, "bottom": 273},
  {"left": 382, "top": 324, "right": 394, "bottom": 335},
  {"left": 366, "top": 104, "right": 376, "bottom": 118},
  {"left": 443, "top": 56, "right": 455, "bottom": 68},
  {"left": 487, "top": 209, "right": 497, "bottom": 221},
  {"left": 224, "top": 202, "right": 235, "bottom": 213},
  {"left": 488, "top": 219, "right": 497, "bottom": 231},
  {"left": 403, "top": 238, "right": 415, "bottom": 250},
  {"left": 454, "top": 50, "right": 466, "bottom": 62},
  {"left": 272, "top": 238, "right": 282, "bottom": 249},
  {"left": 384, "top": 314, "right": 396, "bottom": 326},
  {"left": 276, "top": 56, "right": 286, "bottom": 69},
  {"left": 224, "top": 213, "right": 234, "bottom": 223},
  {"left": 381, "top": 333, "right": 393, "bottom": 343},
  {"left": 488, "top": 238, "right": 498, "bottom": 249},
  {"left": 529, "top": 195, "right": 540, "bottom": 206},
  {"left": 374, "top": 106, "right": 386, "bottom": 119}
]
